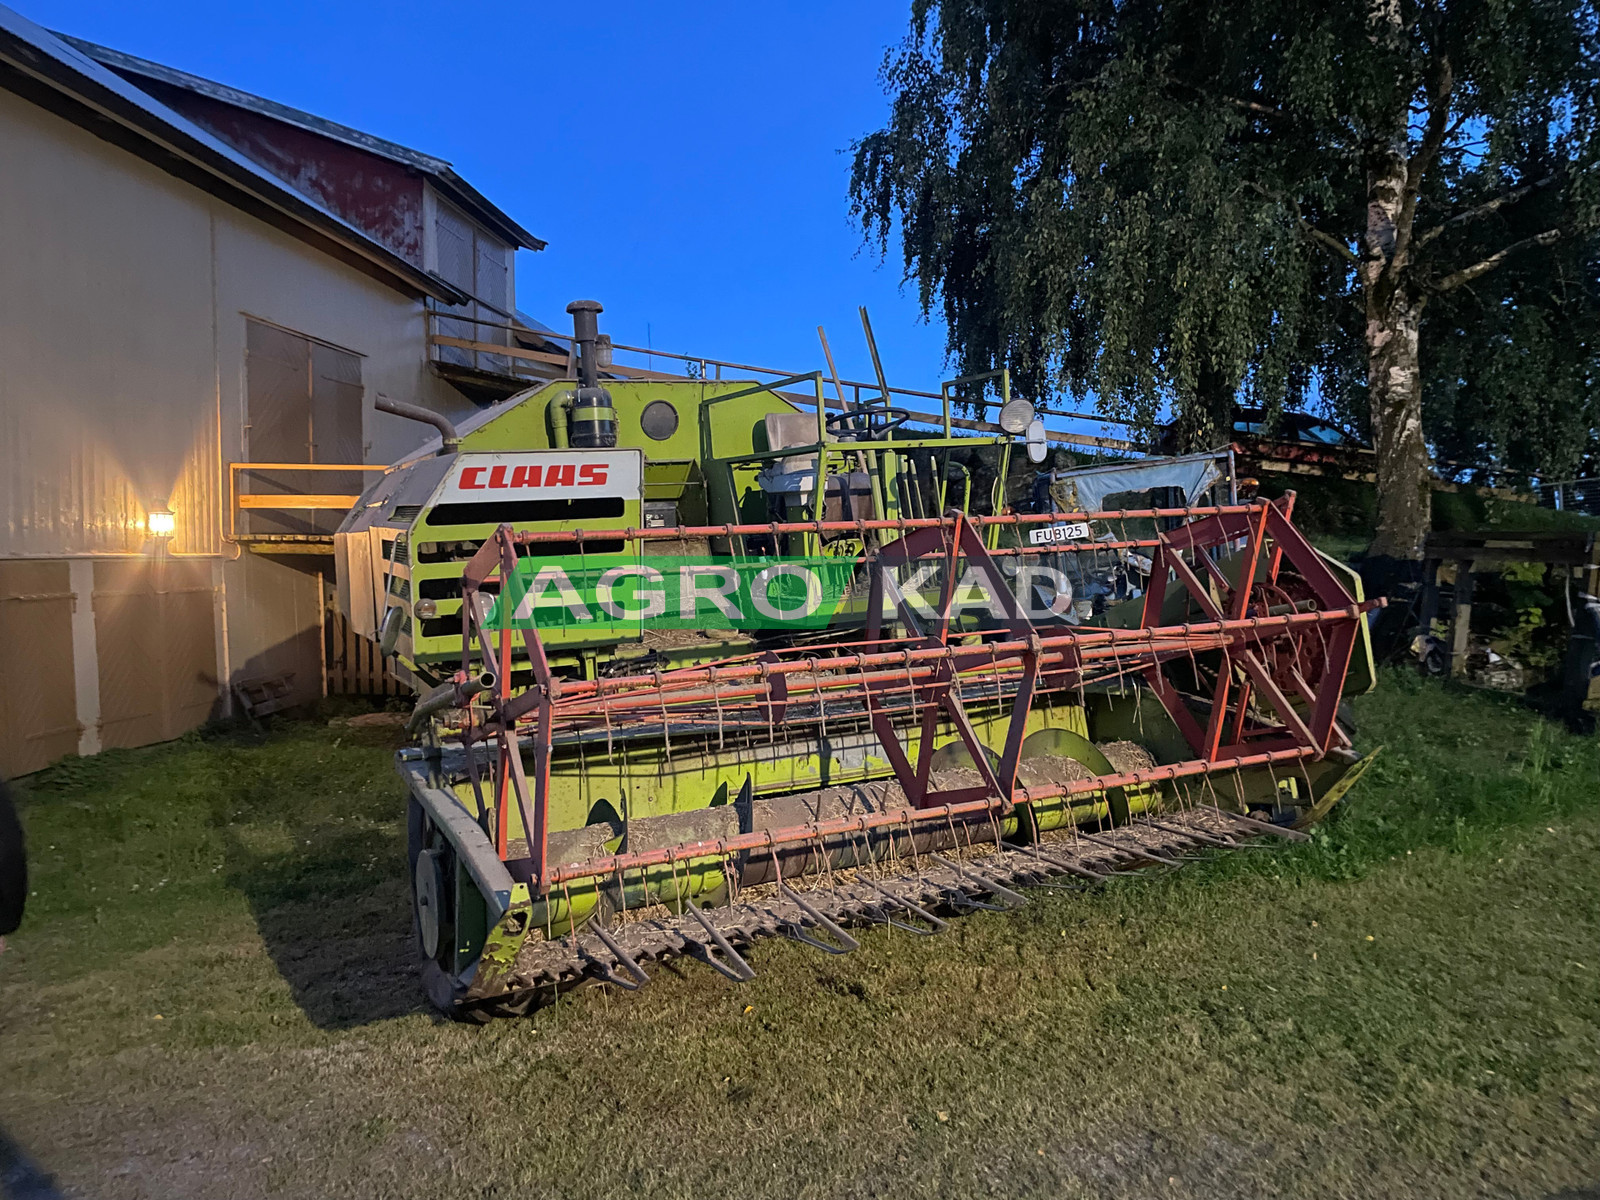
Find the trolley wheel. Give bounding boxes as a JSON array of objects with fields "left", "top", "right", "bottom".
[{"left": 414, "top": 846, "right": 445, "bottom": 960}]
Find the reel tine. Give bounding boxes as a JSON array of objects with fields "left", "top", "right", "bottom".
[
  {"left": 589, "top": 923, "right": 650, "bottom": 988},
  {"left": 865, "top": 879, "right": 949, "bottom": 934},
  {"left": 685, "top": 900, "right": 757, "bottom": 983},
  {"left": 929, "top": 854, "right": 1028, "bottom": 909},
  {"left": 777, "top": 883, "right": 859, "bottom": 955}
]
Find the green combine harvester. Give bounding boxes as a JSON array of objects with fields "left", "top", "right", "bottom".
[{"left": 335, "top": 300, "right": 1380, "bottom": 1018}]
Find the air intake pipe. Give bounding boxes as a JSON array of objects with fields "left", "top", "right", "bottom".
[
  {"left": 375, "top": 395, "right": 460, "bottom": 453},
  {"left": 564, "top": 299, "right": 617, "bottom": 448}
]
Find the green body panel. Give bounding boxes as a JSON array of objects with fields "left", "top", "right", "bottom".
[
  {"left": 420, "top": 640, "right": 1375, "bottom": 992},
  {"left": 445, "top": 699, "right": 1101, "bottom": 936},
  {"left": 361, "top": 368, "right": 1379, "bottom": 1011},
  {"left": 456, "top": 378, "right": 787, "bottom": 459},
  {"left": 376, "top": 379, "right": 825, "bottom": 677},
  {"left": 453, "top": 697, "right": 1092, "bottom": 840},
  {"left": 353, "top": 366, "right": 1033, "bottom": 681},
  {"left": 362, "top": 377, "right": 1014, "bottom": 681}
]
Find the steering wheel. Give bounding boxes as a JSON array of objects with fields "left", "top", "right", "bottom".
[{"left": 825, "top": 406, "right": 914, "bottom": 440}]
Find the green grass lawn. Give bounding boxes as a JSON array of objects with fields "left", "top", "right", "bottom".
[{"left": 2, "top": 672, "right": 1598, "bottom": 1200}]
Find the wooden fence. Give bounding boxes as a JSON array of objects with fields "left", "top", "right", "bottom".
[{"left": 323, "top": 604, "right": 405, "bottom": 697}]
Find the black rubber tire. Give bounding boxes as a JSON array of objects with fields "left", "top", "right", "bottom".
[
  {"left": 0, "top": 779, "right": 25, "bottom": 937},
  {"left": 409, "top": 798, "right": 471, "bottom": 1019}
]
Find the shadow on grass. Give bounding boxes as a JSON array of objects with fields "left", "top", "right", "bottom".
[
  {"left": 213, "top": 751, "right": 431, "bottom": 1031},
  {"left": 0, "top": 1124, "right": 66, "bottom": 1200},
  {"left": 238, "top": 874, "right": 427, "bottom": 1030}
]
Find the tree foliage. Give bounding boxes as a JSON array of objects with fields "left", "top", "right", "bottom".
[
  {"left": 1424, "top": 218, "right": 1599, "bottom": 479},
  {"left": 851, "top": 0, "right": 1600, "bottom": 533}
]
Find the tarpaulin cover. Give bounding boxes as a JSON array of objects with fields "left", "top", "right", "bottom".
[{"left": 1051, "top": 450, "right": 1228, "bottom": 512}]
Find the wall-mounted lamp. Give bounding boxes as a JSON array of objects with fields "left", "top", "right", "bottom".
[{"left": 147, "top": 503, "right": 176, "bottom": 538}]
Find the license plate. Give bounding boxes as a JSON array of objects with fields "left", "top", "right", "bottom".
[{"left": 1028, "top": 520, "right": 1091, "bottom": 545}]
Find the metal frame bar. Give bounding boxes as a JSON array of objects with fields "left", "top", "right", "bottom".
[
  {"left": 543, "top": 745, "right": 1319, "bottom": 887},
  {"left": 494, "top": 503, "right": 1272, "bottom": 547},
  {"left": 424, "top": 309, "right": 1143, "bottom": 432},
  {"left": 444, "top": 498, "right": 1378, "bottom": 895}
]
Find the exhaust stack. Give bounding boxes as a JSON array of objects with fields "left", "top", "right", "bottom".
[{"left": 564, "top": 300, "right": 617, "bottom": 448}]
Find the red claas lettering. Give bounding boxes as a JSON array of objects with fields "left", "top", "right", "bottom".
[{"left": 459, "top": 458, "right": 615, "bottom": 491}]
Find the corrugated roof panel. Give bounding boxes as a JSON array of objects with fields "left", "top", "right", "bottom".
[
  {"left": 58, "top": 33, "right": 545, "bottom": 252},
  {"left": 0, "top": 3, "right": 471, "bottom": 301}
]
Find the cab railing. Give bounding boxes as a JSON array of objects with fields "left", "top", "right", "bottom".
[{"left": 228, "top": 461, "right": 388, "bottom": 543}]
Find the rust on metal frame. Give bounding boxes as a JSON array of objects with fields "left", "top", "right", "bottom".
[{"left": 450, "top": 499, "right": 1380, "bottom": 894}]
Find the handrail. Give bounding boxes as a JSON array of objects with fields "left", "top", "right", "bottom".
[
  {"left": 699, "top": 372, "right": 831, "bottom": 541},
  {"left": 228, "top": 461, "right": 386, "bottom": 542},
  {"left": 493, "top": 501, "right": 1270, "bottom": 544},
  {"left": 942, "top": 368, "right": 1010, "bottom": 439},
  {"left": 425, "top": 308, "right": 1143, "bottom": 432},
  {"left": 428, "top": 307, "right": 1536, "bottom": 479},
  {"left": 426, "top": 326, "right": 1144, "bottom": 455}
]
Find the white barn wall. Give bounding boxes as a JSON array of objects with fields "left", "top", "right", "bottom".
[
  {"left": 209, "top": 205, "right": 475, "bottom": 473},
  {"left": 207, "top": 191, "right": 471, "bottom": 699},
  {"left": 0, "top": 82, "right": 478, "bottom": 770},
  {"left": 0, "top": 85, "right": 219, "bottom": 559}
]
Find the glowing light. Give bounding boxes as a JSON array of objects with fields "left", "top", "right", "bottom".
[{"left": 147, "top": 505, "right": 176, "bottom": 537}]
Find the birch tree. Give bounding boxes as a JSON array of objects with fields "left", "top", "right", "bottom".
[{"left": 851, "top": 0, "right": 1599, "bottom": 558}]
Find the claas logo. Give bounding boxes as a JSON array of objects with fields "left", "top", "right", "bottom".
[{"left": 456, "top": 462, "right": 610, "bottom": 490}]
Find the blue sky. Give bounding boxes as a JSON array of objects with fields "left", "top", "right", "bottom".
[{"left": 27, "top": 0, "right": 955, "bottom": 393}]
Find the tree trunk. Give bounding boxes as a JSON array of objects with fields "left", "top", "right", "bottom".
[
  {"left": 1365, "top": 292, "right": 1431, "bottom": 558},
  {"left": 1362, "top": 148, "right": 1431, "bottom": 560},
  {"left": 1170, "top": 363, "right": 1237, "bottom": 453}
]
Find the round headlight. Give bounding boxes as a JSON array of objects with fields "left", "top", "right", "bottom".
[
  {"left": 998, "top": 398, "right": 1035, "bottom": 435},
  {"left": 413, "top": 599, "right": 438, "bottom": 619}
]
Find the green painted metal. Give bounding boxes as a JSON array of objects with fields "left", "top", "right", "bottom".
[
  {"left": 357, "top": 363, "right": 1378, "bottom": 1015},
  {"left": 448, "top": 696, "right": 1169, "bottom": 942},
  {"left": 453, "top": 695, "right": 1090, "bottom": 839},
  {"left": 361, "top": 373, "right": 1020, "bottom": 681}
]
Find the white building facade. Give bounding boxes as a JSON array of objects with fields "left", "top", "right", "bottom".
[{"left": 0, "top": 7, "right": 548, "bottom": 774}]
